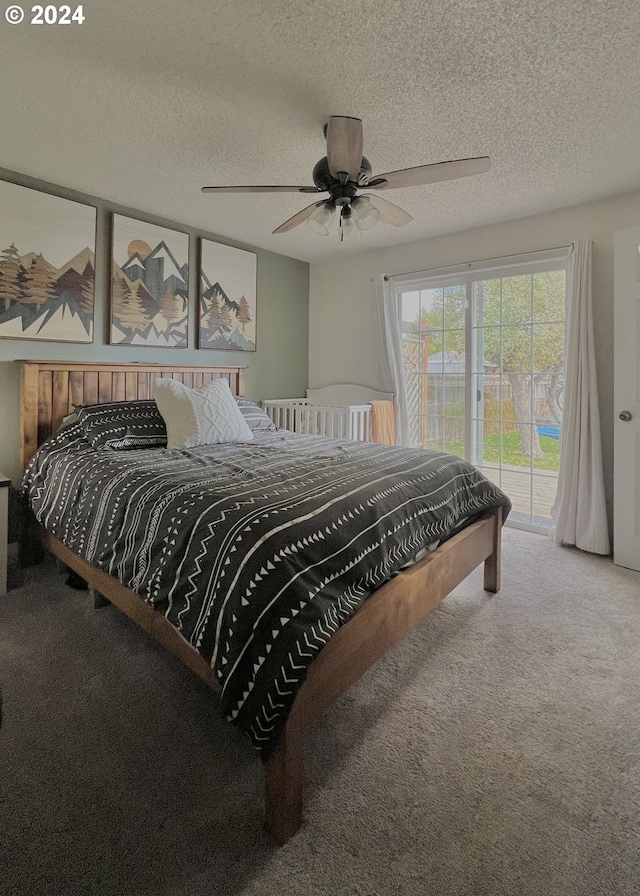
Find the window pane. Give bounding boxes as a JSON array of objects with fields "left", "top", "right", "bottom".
[
  {"left": 505, "top": 376, "right": 533, "bottom": 426},
  {"left": 403, "top": 367, "right": 424, "bottom": 446},
  {"left": 424, "top": 414, "right": 443, "bottom": 450},
  {"left": 425, "top": 372, "right": 443, "bottom": 413},
  {"left": 427, "top": 347, "right": 445, "bottom": 373},
  {"left": 475, "top": 279, "right": 501, "bottom": 326},
  {"left": 532, "top": 473, "right": 558, "bottom": 525},
  {"left": 533, "top": 323, "right": 564, "bottom": 373},
  {"left": 501, "top": 326, "right": 532, "bottom": 373},
  {"left": 536, "top": 371, "right": 564, "bottom": 440},
  {"left": 444, "top": 415, "right": 465, "bottom": 457},
  {"left": 409, "top": 411, "right": 422, "bottom": 448},
  {"left": 475, "top": 375, "right": 505, "bottom": 433},
  {"left": 400, "top": 290, "right": 420, "bottom": 328},
  {"left": 502, "top": 276, "right": 533, "bottom": 325},
  {"left": 442, "top": 283, "right": 467, "bottom": 330},
  {"left": 501, "top": 470, "right": 532, "bottom": 519},
  {"left": 533, "top": 271, "right": 566, "bottom": 323},
  {"left": 443, "top": 329, "right": 465, "bottom": 359},
  {"left": 401, "top": 335, "right": 421, "bottom": 373},
  {"left": 474, "top": 326, "right": 501, "bottom": 374},
  {"left": 420, "top": 288, "right": 444, "bottom": 330},
  {"left": 442, "top": 374, "right": 465, "bottom": 422}
]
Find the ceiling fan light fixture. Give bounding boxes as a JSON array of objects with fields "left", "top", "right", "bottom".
[
  {"left": 351, "top": 195, "right": 380, "bottom": 231},
  {"left": 307, "top": 201, "right": 336, "bottom": 236},
  {"left": 340, "top": 206, "right": 359, "bottom": 241},
  {"left": 202, "top": 115, "right": 491, "bottom": 239}
]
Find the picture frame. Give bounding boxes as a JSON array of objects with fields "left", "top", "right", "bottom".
[
  {"left": 198, "top": 238, "right": 257, "bottom": 351},
  {"left": 0, "top": 180, "right": 96, "bottom": 343},
  {"left": 110, "top": 214, "right": 189, "bottom": 347}
]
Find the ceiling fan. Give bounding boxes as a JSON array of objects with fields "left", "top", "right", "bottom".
[{"left": 202, "top": 116, "right": 490, "bottom": 240}]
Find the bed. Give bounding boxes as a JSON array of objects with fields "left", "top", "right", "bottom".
[{"left": 18, "top": 359, "right": 510, "bottom": 844}]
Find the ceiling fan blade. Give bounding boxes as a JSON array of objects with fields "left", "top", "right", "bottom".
[
  {"left": 201, "top": 185, "right": 319, "bottom": 194},
  {"left": 272, "top": 201, "right": 326, "bottom": 234},
  {"left": 359, "top": 193, "right": 413, "bottom": 227},
  {"left": 368, "top": 156, "right": 491, "bottom": 190},
  {"left": 326, "top": 116, "right": 363, "bottom": 181}
]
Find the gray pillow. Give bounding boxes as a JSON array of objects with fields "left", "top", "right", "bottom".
[
  {"left": 76, "top": 400, "right": 168, "bottom": 450},
  {"left": 235, "top": 397, "right": 277, "bottom": 432}
]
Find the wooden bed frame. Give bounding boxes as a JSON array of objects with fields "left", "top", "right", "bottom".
[{"left": 18, "top": 359, "right": 502, "bottom": 845}]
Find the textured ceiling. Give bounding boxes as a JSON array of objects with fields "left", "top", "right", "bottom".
[{"left": 1, "top": 0, "right": 638, "bottom": 263}]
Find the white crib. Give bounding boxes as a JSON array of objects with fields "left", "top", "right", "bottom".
[{"left": 262, "top": 384, "right": 394, "bottom": 442}]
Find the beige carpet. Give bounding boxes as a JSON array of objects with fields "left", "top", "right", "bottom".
[{"left": 0, "top": 529, "right": 638, "bottom": 896}]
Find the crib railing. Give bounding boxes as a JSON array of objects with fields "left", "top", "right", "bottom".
[{"left": 262, "top": 398, "right": 372, "bottom": 442}]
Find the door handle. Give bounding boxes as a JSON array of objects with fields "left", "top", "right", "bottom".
[{"left": 619, "top": 411, "right": 632, "bottom": 422}]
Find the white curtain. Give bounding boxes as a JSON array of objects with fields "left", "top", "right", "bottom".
[
  {"left": 552, "top": 239, "right": 611, "bottom": 554},
  {"left": 373, "top": 274, "right": 410, "bottom": 446}
]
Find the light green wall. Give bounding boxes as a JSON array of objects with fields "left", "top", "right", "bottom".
[{"left": 0, "top": 169, "right": 309, "bottom": 483}]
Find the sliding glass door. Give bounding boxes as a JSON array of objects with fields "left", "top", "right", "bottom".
[{"left": 398, "top": 254, "right": 566, "bottom": 531}]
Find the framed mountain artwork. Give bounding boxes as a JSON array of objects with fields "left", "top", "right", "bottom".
[
  {"left": 110, "top": 214, "right": 189, "bottom": 347},
  {"left": 0, "top": 181, "right": 96, "bottom": 343},
  {"left": 198, "top": 238, "right": 257, "bottom": 351}
]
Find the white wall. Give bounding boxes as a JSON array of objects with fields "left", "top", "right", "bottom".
[{"left": 309, "top": 191, "right": 640, "bottom": 531}]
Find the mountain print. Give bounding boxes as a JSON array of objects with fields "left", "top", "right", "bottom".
[
  {"left": 0, "top": 181, "right": 96, "bottom": 343},
  {"left": 0, "top": 244, "right": 95, "bottom": 342},
  {"left": 199, "top": 238, "right": 257, "bottom": 351},
  {"left": 110, "top": 215, "right": 189, "bottom": 347}
]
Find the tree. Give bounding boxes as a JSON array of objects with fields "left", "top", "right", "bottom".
[
  {"left": 117, "top": 282, "right": 149, "bottom": 335},
  {"left": 205, "top": 294, "right": 233, "bottom": 336},
  {"left": 0, "top": 243, "right": 24, "bottom": 312},
  {"left": 23, "top": 252, "right": 57, "bottom": 309},
  {"left": 204, "top": 295, "right": 225, "bottom": 334},
  {"left": 160, "top": 288, "right": 180, "bottom": 325},
  {"left": 220, "top": 299, "right": 234, "bottom": 332},
  {"left": 110, "top": 273, "right": 128, "bottom": 326},
  {"left": 237, "top": 295, "right": 251, "bottom": 332},
  {"left": 78, "top": 262, "right": 95, "bottom": 315},
  {"left": 416, "top": 271, "right": 565, "bottom": 457}
]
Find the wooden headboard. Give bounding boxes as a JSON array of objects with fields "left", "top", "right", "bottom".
[{"left": 18, "top": 360, "right": 246, "bottom": 472}]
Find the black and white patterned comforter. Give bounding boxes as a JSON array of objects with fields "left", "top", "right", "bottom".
[{"left": 22, "top": 422, "right": 511, "bottom": 758}]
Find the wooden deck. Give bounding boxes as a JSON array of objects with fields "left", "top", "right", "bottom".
[{"left": 477, "top": 463, "right": 558, "bottom": 527}]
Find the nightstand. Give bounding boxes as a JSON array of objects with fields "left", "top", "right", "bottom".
[{"left": 0, "top": 475, "right": 9, "bottom": 596}]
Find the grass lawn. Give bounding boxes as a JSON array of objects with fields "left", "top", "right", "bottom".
[{"left": 442, "top": 430, "right": 560, "bottom": 472}]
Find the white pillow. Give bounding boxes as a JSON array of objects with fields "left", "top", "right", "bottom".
[{"left": 153, "top": 377, "right": 254, "bottom": 449}]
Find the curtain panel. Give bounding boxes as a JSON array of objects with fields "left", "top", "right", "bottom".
[
  {"left": 373, "top": 274, "right": 410, "bottom": 446},
  {"left": 551, "top": 239, "right": 611, "bottom": 554}
]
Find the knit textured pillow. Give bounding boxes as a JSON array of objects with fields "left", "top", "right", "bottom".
[
  {"left": 153, "top": 377, "right": 254, "bottom": 449},
  {"left": 234, "top": 397, "right": 277, "bottom": 432},
  {"left": 76, "top": 400, "right": 168, "bottom": 450}
]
